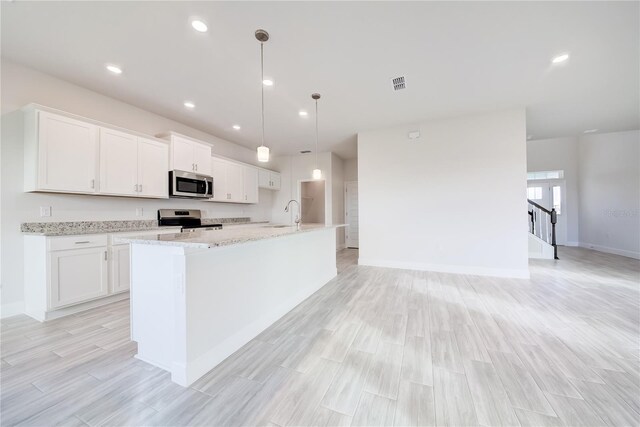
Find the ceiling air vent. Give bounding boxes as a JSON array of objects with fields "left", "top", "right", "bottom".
[
  {"left": 300, "top": 150, "right": 311, "bottom": 154},
  {"left": 392, "top": 76, "right": 406, "bottom": 91}
]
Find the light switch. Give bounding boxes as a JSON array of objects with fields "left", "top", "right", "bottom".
[{"left": 39, "top": 206, "right": 51, "bottom": 217}]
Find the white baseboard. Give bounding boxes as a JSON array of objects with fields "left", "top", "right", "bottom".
[
  {"left": 578, "top": 242, "right": 640, "bottom": 260},
  {"left": 358, "top": 258, "right": 530, "bottom": 279},
  {"left": 1, "top": 301, "right": 25, "bottom": 319},
  {"left": 336, "top": 243, "right": 346, "bottom": 251}
]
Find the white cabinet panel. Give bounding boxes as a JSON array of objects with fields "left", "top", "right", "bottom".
[
  {"left": 226, "top": 162, "right": 244, "bottom": 202},
  {"left": 244, "top": 167, "right": 259, "bottom": 204},
  {"left": 193, "top": 143, "right": 212, "bottom": 175},
  {"left": 38, "top": 111, "right": 99, "bottom": 193},
  {"left": 138, "top": 137, "right": 169, "bottom": 198},
  {"left": 49, "top": 247, "right": 108, "bottom": 309},
  {"left": 211, "top": 157, "right": 228, "bottom": 202},
  {"left": 171, "top": 136, "right": 195, "bottom": 173},
  {"left": 111, "top": 244, "right": 130, "bottom": 293},
  {"left": 258, "top": 168, "right": 281, "bottom": 190},
  {"left": 270, "top": 172, "right": 281, "bottom": 190},
  {"left": 99, "top": 128, "right": 138, "bottom": 196}
]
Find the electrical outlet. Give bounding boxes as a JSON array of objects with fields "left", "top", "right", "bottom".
[
  {"left": 136, "top": 208, "right": 143, "bottom": 217},
  {"left": 39, "top": 206, "right": 51, "bottom": 217}
]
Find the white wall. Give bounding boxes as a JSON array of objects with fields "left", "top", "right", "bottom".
[
  {"left": 578, "top": 130, "right": 640, "bottom": 259},
  {"left": 331, "top": 153, "right": 345, "bottom": 248},
  {"left": 301, "top": 181, "right": 325, "bottom": 223},
  {"left": 344, "top": 158, "right": 358, "bottom": 182},
  {"left": 0, "top": 61, "right": 276, "bottom": 315},
  {"left": 358, "top": 108, "right": 529, "bottom": 278},
  {"left": 526, "top": 136, "right": 580, "bottom": 245}
]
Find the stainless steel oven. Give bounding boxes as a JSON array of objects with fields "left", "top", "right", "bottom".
[{"left": 169, "top": 170, "right": 213, "bottom": 199}]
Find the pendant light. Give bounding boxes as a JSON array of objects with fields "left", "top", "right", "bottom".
[
  {"left": 255, "top": 29, "right": 270, "bottom": 162},
  {"left": 311, "top": 93, "right": 322, "bottom": 179}
]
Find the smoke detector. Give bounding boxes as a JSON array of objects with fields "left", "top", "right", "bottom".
[{"left": 392, "top": 76, "right": 406, "bottom": 91}]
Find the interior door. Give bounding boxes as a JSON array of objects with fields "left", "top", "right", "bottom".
[
  {"left": 99, "top": 128, "right": 138, "bottom": 196},
  {"left": 345, "top": 181, "right": 359, "bottom": 248},
  {"left": 138, "top": 137, "right": 169, "bottom": 198}
]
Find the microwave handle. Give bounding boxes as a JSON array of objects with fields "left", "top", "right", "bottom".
[{"left": 204, "top": 178, "right": 209, "bottom": 197}]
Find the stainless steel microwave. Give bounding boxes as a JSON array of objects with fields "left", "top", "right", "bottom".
[{"left": 169, "top": 170, "right": 213, "bottom": 199}]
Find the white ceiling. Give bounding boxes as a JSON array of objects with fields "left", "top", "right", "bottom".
[{"left": 2, "top": 1, "right": 638, "bottom": 159}]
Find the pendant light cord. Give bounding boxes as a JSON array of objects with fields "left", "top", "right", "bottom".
[
  {"left": 315, "top": 98, "right": 319, "bottom": 168},
  {"left": 260, "top": 42, "right": 265, "bottom": 148}
]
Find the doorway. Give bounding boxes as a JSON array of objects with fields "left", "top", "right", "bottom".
[
  {"left": 527, "top": 179, "right": 567, "bottom": 245},
  {"left": 300, "top": 180, "right": 325, "bottom": 224},
  {"left": 345, "top": 181, "right": 359, "bottom": 248}
]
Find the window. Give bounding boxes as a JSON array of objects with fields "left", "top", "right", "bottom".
[
  {"left": 527, "top": 170, "right": 564, "bottom": 180},
  {"left": 527, "top": 187, "right": 543, "bottom": 200},
  {"left": 552, "top": 185, "right": 562, "bottom": 214}
]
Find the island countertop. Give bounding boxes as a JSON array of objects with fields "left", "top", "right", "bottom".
[{"left": 116, "top": 223, "right": 346, "bottom": 249}]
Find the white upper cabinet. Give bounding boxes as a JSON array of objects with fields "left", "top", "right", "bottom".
[
  {"left": 24, "top": 106, "right": 169, "bottom": 199},
  {"left": 243, "top": 167, "right": 259, "bottom": 203},
  {"left": 99, "top": 128, "right": 138, "bottom": 196},
  {"left": 166, "top": 133, "right": 212, "bottom": 176},
  {"left": 209, "top": 157, "right": 259, "bottom": 204},
  {"left": 258, "top": 168, "right": 281, "bottom": 190},
  {"left": 100, "top": 130, "right": 168, "bottom": 199},
  {"left": 137, "top": 137, "right": 169, "bottom": 198},
  {"left": 28, "top": 111, "right": 99, "bottom": 193}
]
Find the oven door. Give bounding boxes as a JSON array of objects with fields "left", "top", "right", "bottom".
[{"left": 170, "top": 171, "right": 213, "bottom": 198}]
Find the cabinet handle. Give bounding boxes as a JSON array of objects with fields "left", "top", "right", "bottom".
[
  {"left": 245, "top": 195, "right": 247, "bottom": 201},
  {"left": 139, "top": 184, "right": 142, "bottom": 193},
  {"left": 75, "top": 241, "right": 91, "bottom": 244},
  {"left": 192, "top": 163, "right": 195, "bottom": 171},
  {"left": 104, "top": 251, "right": 108, "bottom": 261},
  {"left": 91, "top": 179, "right": 95, "bottom": 189},
  {"left": 195, "top": 163, "right": 198, "bottom": 171},
  {"left": 134, "top": 184, "right": 138, "bottom": 192}
]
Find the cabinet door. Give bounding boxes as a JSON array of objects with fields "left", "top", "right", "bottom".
[
  {"left": 243, "top": 167, "right": 259, "bottom": 203},
  {"left": 210, "top": 157, "right": 228, "bottom": 201},
  {"left": 193, "top": 143, "right": 212, "bottom": 176},
  {"left": 99, "top": 128, "right": 138, "bottom": 196},
  {"left": 38, "top": 112, "right": 99, "bottom": 193},
  {"left": 226, "top": 162, "right": 244, "bottom": 202},
  {"left": 138, "top": 138, "right": 169, "bottom": 198},
  {"left": 270, "top": 172, "right": 281, "bottom": 190},
  {"left": 49, "top": 247, "right": 108, "bottom": 309},
  {"left": 258, "top": 169, "right": 271, "bottom": 189},
  {"left": 111, "top": 244, "right": 130, "bottom": 293},
  {"left": 171, "top": 136, "right": 195, "bottom": 172}
]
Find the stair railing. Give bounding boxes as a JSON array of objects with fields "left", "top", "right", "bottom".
[{"left": 527, "top": 199, "right": 559, "bottom": 259}]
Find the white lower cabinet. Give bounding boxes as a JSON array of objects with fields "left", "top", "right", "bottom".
[
  {"left": 110, "top": 244, "right": 130, "bottom": 293},
  {"left": 49, "top": 246, "right": 109, "bottom": 309},
  {"left": 24, "top": 228, "right": 179, "bottom": 321}
]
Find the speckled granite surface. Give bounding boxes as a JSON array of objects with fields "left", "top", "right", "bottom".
[
  {"left": 21, "top": 217, "right": 254, "bottom": 236},
  {"left": 116, "top": 224, "right": 346, "bottom": 249}
]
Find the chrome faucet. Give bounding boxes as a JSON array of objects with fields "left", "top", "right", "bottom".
[{"left": 285, "top": 199, "right": 301, "bottom": 230}]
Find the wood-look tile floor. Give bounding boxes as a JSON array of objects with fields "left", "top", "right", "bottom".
[{"left": 2, "top": 247, "right": 639, "bottom": 426}]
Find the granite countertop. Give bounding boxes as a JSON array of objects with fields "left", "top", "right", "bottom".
[
  {"left": 21, "top": 217, "right": 255, "bottom": 236},
  {"left": 116, "top": 224, "right": 347, "bottom": 249}
]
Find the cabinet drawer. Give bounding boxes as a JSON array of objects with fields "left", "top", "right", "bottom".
[{"left": 48, "top": 234, "right": 108, "bottom": 251}]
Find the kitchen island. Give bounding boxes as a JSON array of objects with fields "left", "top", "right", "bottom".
[{"left": 117, "top": 224, "right": 345, "bottom": 386}]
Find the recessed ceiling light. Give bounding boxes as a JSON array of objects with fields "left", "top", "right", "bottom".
[
  {"left": 552, "top": 53, "right": 569, "bottom": 64},
  {"left": 584, "top": 129, "right": 598, "bottom": 133},
  {"left": 183, "top": 101, "right": 195, "bottom": 109},
  {"left": 262, "top": 79, "right": 274, "bottom": 86},
  {"left": 191, "top": 20, "right": 208, "bottom": 33},
  {"left": 232, "top": 125, "right": 241, "bottom": 130},
  {"left": 106, "top": 65, "right": 122, "bottom": 74},
  {"left": 299, "top": 111, "right": 308, "bottom": 117}
]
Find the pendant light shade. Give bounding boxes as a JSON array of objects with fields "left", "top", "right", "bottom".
[
  {"left": 312, "top": 93, "right": 322, "bottom": 179},
  {"left": 256, "top": 29, "right": 270, "bottom": 162},
  {"left": 257, "top": 145, "right": 270, "bottom": 162}
]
